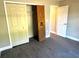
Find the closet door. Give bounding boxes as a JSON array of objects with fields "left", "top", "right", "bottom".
[{"left": 6, "top": 3, "right": 29, "bottom": 46}]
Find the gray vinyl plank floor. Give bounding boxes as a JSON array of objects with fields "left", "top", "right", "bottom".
[{"left": 1, "top": 34, "right": 79, "bottom": 58}]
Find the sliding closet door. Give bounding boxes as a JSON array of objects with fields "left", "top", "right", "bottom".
[{"left": 6, "top": 3, "right": 29, "bottom": 46}]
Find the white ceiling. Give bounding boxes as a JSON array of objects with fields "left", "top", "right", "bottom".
[{"left": 51, "top": 0, "right": 64, "bottom": 5}]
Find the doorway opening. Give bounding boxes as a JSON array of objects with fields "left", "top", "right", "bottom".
[
  {"left": 28, "top": 5, "right": 45, "bottom": 41},
  {"left": 50, "top": 5, "right": 69, "bottom": 37}
]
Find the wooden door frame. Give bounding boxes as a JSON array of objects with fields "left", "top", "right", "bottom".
[{"left": 3, "top": 1, "right": 45, "bottom": 51}]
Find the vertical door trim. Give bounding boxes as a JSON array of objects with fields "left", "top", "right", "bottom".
[{"left": 4, "top": 1, "right": 13, "bottom": 48}]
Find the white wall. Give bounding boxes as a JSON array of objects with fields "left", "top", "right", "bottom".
[
  {"left": 45, "top": 5, "right": 51, "bottom": 38},
  {"left": 50, "top": 6, "right": 58, "bottom": 33},
  {"left": 60, "top": 0, "right": 79, "bottom": 41}
]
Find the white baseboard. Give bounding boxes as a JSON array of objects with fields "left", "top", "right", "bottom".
[
  {"left": 46, "top": 35, "right": 50, "bottom": 38},
  {"left": 0, "top": 45, "right": 12, "bottom": 52},
  {"left": 51, "top": 31, "right": 79, "bottom": 42},
  {"left": 51, "top": 31, "right": 66, "bottom": 37},
  {"left": 66, "top": 36, "right": 79, "bottom": 42}
]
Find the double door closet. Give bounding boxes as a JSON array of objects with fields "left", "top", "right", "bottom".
[{"left": 5, "top": 2, "right": 45, "bottom": 47}]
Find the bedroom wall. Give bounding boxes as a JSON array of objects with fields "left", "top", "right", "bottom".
[
  {"left": 60, "top": 0, "right": 79, "bottom": 39},
  {"left": 0, "top": 0, "right": 58, "bottom": 51}
]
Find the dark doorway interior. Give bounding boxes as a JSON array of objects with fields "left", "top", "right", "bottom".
[{"left": 32, "top": 5, "right": 39, "bottom": 41}]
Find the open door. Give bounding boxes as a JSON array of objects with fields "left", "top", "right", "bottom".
[
  {"left": 57, "top": 6, "right": 69, "bottom": 37},
  {"left": 32, "top": 5, "right": 45, "bottom": 42},
  {"left": 37, "top": 5, "right": 45, "bottom": 41}
]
